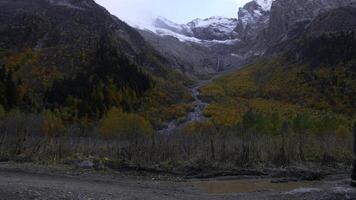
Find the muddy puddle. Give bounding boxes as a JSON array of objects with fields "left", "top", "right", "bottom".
[{"left": 191, "top": 179, "right": 320, "bottom": 194}]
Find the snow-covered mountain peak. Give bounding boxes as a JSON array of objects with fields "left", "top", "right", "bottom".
[
  {"left": 128, "top": 0, "right": 275, "bottom": 44},
  {"left": 189, "top": 16, "right": 236, "bottom": 27},
  {"left": 236, "top": 0, "right": 274, "bottom": 40},
  {"left": 153, "top": 16, "right": 192, "bottom": 35},
  {"left": 187, "top": 16, "right": 238, "bottom": 34},
  {"left": 155, "top": 16, "right": 182, "bottom": 30},
  {"left": 139, "top": 15, "right": 240, "bottom": 43}
]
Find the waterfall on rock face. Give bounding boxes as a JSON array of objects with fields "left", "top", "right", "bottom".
[
  {"left": 216, "top": 57, "right": 225, "bottom": 72},
  {"left": 217, "top": 58, "right": 220, "bottom": 72}
]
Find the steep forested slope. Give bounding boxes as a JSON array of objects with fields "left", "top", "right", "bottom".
[
  {"left": 0, "top": 0, "right": 192, "bottom": 127},
  {"left": 200, "top": 6, "right": 356, "bottom": 128}
]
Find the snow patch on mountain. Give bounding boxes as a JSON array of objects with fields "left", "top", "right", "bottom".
[
  {"left": 127, "top": 0, "right": 275, "bottom": 45},
  {"left": 255, "top": 0, "right": 275, "bottom": 11},
  {"left": 236, "top": 0, "right": 274, "bottom": 40},
  {"left": 239, "top": 7, "right": 264, "bottom": 28},
  {"left": 206, "top": 39, "right": 241, "bottom": 45},
  {"left": 135, "top": 16, "right": 239, "bottom": 44},
  {"left": 156, "top": 16, "right": 182, "bottom": 30},
  {"left": 188, "top": 16, "right": 238, "bottom": 34},
  {"left": 186, "top": 16, "right": 238, "bottom": 41},
  {"left": 154, "top": 28, "right": 201, "bottom": 43},
  {"left": 130, "top": 16, "right": 199, "bottom": 43},
  {"left": 129, "top": 17, "right": 199, "bottom": 43}
]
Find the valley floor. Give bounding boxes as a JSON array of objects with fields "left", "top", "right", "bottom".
[{"left": 0, "top": 163, "right": 355, "bottom": 200}]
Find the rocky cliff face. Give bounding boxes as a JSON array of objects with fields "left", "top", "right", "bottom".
[
  {"left": 269, "top": 4, "right": 356, "bottom": 56},
  {"left": 307, "top": 4, "right": 356, "bottom": 36},
  {"left": 267, "top": 0, "right": 355, "bottom": 43},
  {"left": 139, "top": 29, "right": 243, "bottom": 76},
  {"left": 236, "top": 0, "right": 274, "bottom": 41},
  {"left": 237, "top": 0, "right": 356, "bottom": 57}
]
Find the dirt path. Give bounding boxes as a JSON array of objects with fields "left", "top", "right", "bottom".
[
  {"left": 0, "top": 163, "right": 220, "bottom": 200},
  {"left": 0, "top": 163, "right": 355, "bottom": 200}
]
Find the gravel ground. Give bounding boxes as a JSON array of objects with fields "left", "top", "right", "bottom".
[{"left": 0, "top": 163, "right": 355, "bottom": 200}]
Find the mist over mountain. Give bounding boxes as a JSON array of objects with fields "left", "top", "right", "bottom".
[{"left": 133, "top": 0, "right": 278, "bottom": 76}]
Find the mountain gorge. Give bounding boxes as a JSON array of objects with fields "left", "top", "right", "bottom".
[
  {"left": 0, "top": 0, "right": 354, "bottom": 129},
  {"left": 0, "top": 1, "right": 356, "bottom": 197},
  {"left": 0, "top": 0, "right": 354, "bottom": 128}
]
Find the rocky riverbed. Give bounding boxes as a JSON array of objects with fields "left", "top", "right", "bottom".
[{"left": 159, "top": 69, "right": 238, "bottom": 134}]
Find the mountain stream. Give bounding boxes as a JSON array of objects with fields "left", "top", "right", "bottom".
[{"left": 159, "top": 69, "right": 237, "bottom": 134}]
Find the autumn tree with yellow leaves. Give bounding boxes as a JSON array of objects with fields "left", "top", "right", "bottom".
[{"left": 99, "top": 107, "right": 153, "bottom": 139}]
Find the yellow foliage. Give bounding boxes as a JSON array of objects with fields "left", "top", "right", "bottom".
[
  {"left": 5, "top": 48, "right": 63, "bottom": 96},
  {"left": 200, "top": 84, "right": 225, "bottom": 100},
  {"left": 203, "top": 103, "right": 245, "bottom": 127},
  {"left": 162, "top": 104, "right": 191, "bottom": 121},
  {"left": 247, "top": 98, "right": 303, "bottom": 118},
  {"left": 99, "top": 107, "right": 153, "bottom": 139},
  {"left": 141, "top": 86, "right": 193, "bottom": 128},
  {"left": 41, "top": 110, "right": 64, "bottom": 138},
  {"left": 5, "top": 48, "right": 39, "bottom": 72},
  {"left": 183, "top": 121, "right": 216, "bottom": 135},
  {"left": 199, "top": 57, "right": 354, "bottom": 129},
  {"left": 335, "top": 126, "right": 351, "bottom": 140}
]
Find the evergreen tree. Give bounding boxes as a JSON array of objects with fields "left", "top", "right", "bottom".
[{"left": 5, "top": 70, "right": 17, "bottom": 108}]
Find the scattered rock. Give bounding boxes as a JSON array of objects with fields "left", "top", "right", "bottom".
[
  {"left": 77, "top": 160, "right": 94, "bottom": 169},
  {"left": 286, "top": 188, "right": 322, "bottom": 195},
  {"left": 271, "top": 179, "right": 290, "bottom": 183}
]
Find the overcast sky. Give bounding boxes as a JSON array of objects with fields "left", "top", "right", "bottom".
[{"left": 95, "top": 0, "right": 250, "bottom": 24}]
